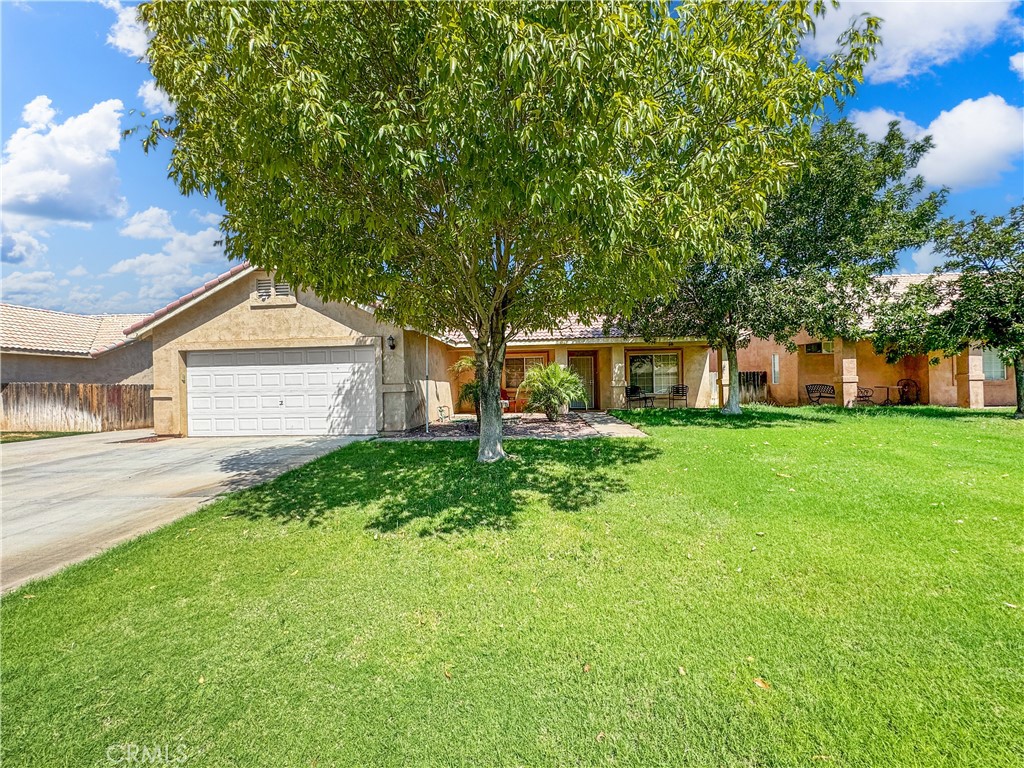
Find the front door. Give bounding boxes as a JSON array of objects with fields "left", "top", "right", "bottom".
[{"left": 568, "top": 355, "right": 596, "bottom": 409}]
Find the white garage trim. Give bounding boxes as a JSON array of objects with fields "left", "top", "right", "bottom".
[{"left": 186, "top": 346, "right": 377, "bottom": 436}]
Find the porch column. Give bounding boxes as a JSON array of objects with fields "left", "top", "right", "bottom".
[
  {"left": 832, "top": 338, "right": 859, "bottom": 407},
  {"left": 610, "top": 344, "right": 626, "bottom": 408},
  {"left": 955, "top": 346, "right": 985, "bottom": 409},
  {"left": 718, "top": 348, "right": 727, "bottom": 408}
]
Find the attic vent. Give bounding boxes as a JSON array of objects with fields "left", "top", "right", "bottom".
[
  {"left": 256, "top": 279, "right": 273, "bottom": 301},
  {"left": 255, "top": 278, "right": 292, "bottom": 301}
]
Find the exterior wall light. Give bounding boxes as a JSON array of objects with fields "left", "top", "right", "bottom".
[{"left": 387, "top": 335, "right": 396, "bottom": 350}]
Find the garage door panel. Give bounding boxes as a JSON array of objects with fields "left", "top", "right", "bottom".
[{"left": 187, "top": 347, "right": 377, "bottom": 436}]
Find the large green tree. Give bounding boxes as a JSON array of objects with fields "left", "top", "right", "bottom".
[
  {"left": 614, "top": 119, "right": 945, "bottom": 413},
  {"left": 141, "top": 1, "right": 877, "bottom": 459},
  {"left": 873, "top": 206, "right": 1024, "bottom": 417}
]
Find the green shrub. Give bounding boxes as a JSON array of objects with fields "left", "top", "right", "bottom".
[
  {"left": 518, "top": 363, "right": 586, "bottom": 421},
  {"left": 450, "top": 356, "right": 480, "bottom": 421}
]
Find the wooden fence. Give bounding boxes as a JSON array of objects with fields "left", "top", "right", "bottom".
[
  {"left": 0, "top": 382, "right": 153, "bottom": 432},
  {"left": 737, "top": 371, "right": 768, "bottom": 404}
]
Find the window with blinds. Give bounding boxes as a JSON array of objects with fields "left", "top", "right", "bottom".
[
  {"left": 503, "top": 356, "right": 544, "bottom": 389},
  {"left": 983, "top": 348, "right": 1007, "bottom": 380},
  {"left": 628, "top": 353, "right": 678, "bottom": 394}
]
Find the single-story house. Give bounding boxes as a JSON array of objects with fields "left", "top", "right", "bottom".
[
  {"left": 124, "top": 263, "right": 714, "bottom": 437},
  {"left": 732, "top": 274, "right": 1016, "bottom": 408},
  {"left": 0, "top": 304, "right": 152, "bottom": 385}
]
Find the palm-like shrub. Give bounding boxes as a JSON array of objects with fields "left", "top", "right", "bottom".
[
  {"left": 517, "top": 363, "right": 586, "bottom": 422},
  {"left": 450, "top": 355, "right": 480, "bottom": 421}
]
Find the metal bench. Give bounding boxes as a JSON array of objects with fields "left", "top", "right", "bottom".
[
  {"left": 668, "top": 384, "right": 689, "bottom": 408},
  {"left": 626, "top": 385, "right": 654, "bottom": 409},
  {"left": 805, "top": 384, "right": 835, "bottom": 405}
]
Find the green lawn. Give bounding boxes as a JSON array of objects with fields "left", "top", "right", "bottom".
[
  {"left": 0, "top": 430, "right": 85, "bottom": 443},
  {"left": 2, "top": 406, "right": 1021, "bottom": 767}
]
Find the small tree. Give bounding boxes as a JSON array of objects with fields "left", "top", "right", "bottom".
[
  {"left": 518, "top": 363, "right": 586, "bottom": 421},
  {"left": 612, "top": 120, "right": 944, "bottom": 413},
  {"left": 873, "top": 206, "right": 1024, "bottom": 418},
  {"left": 142, "top": 1, "right": 877, "bottom": 457}
]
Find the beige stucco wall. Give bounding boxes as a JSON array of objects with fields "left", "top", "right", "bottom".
[
  {"left": 738, "top": 333, "right": 1016, "bottom": 409},
  {"left": 403, "top": 330, "right": 456, "bottom": 426},
  {"left": 147, "top": 270, "right": 415, "bottom": 436},
  {"left": 447, "top": 340, "right": 712, "bottom": 412},
  {"left": 1, "top": 342, "right": 153, "bottom": 385},
  {"left": 733, "top": 337, "right": 800, "bottom": 404}
]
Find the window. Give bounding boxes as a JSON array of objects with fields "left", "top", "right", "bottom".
[
  {"left": 628, "top": 353, "right": 679, "bottom": 394},
  {"left": 805, "top": 341, "right": 834, "bottom": 354},
  {"left": 504, "top": 356, "right": 544, "bottom": 389},
  {"left": 771, "top": 354, "right": 780, "bottom": 385},
  {"left": 983, "top": 348, "right": 1007, "bottom": 380}
]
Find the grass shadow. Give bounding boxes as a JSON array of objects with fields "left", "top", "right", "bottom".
[
  {"left": 611, "top": 406, "right": 839, "bottom": 429},
  {"left": 220, "top": 438, "right": 660, "bottom": 537},
  {"left": 612, "top": 404, "right": 1019, "bottom": 430}
]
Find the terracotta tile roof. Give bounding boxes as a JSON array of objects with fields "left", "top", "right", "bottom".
[
  {"left": 124, "top": 262, "right": 253, "bottom": 335},
  {"left": 883, "top": 272, "right": 958, "bottom": 296},
  {"left": 0, "top": 304, "right": 148, "bottom": 357},
  {"left": 511, "top": 317, "right": 623, "bottom": 342}
]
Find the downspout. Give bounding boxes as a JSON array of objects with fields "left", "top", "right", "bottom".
[{"left": 425, "top": 334, "right": 430, "bottom": 434}]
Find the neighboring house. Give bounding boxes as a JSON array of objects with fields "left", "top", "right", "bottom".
[
  {"left": 733, "top": 274, "right": 1016, "bottom": 408},
  {"left": 125, "top": 263, "right": 713, "bottom": 437},
  {"left": 0, "top": 304, "right": 152, "bottom": 385}
]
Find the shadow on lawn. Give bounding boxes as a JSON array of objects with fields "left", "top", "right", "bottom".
[
  {"left": 221, "top": 438, "right": 660, "bottom": 536},
  {"left": 613, "top": 404, "right": 1018, "bottom": 430},
  {"left": 611, "top": 407, "right": 838, "bottom": 429}
]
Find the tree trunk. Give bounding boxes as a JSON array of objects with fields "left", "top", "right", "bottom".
[
  {"left": 1014, "top": 354, "right": 1024, "bottom": 419},
  {"left": 721, "top": 340, "right": 742, "bottom": 415},
  {"left": 476, "top": 343, "right": 507, "bottom": 462}
]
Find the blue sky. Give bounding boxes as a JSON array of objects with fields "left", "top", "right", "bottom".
[{"left": 2, "top": 1, "right": 1023, "bottom": 314}]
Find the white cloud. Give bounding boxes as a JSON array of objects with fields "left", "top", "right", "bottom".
[
  {"left": 99, "top": 0, "right": 148, "bottom": 59},
  {"left": 910, "top": 243, "right": 944, "bottom": 272},
  {"left": 807, "top": 1, "right": 1020, "bottom": 83},
  {"left": 67, "top": 265, "right": 89, "bottom": 277},
  {"left": 110, "top": 225, "right": 225, "bottom": 304},
  {"left": 1, "top": 230, "right": 48, "bottom": 267},
  {"left": 22, "top": 95, "right": 56, "bottom": 129},
  {"left": 852, "top": 95, "right": 1024, "bottom": 190},
  {"left": 2, "top": 96, "right": 126, "bottom": 228},
  {"left": 1, "top": 270, "right": 59, "bottom": 307},
  {"left": 119, "top": 207, "right": 176, "bottom": 239},
  {"left": 1011, "top": 52, "right": 1024, "bottom": 79},
  {"left": 847, "top": 106, "right": 921, "bottom": 143},
  {"left": 137, "top": 79, "right": 172, "bottom": 115},
  {"left": 190, "top": 210, "right": 222, "bottom": 226}
]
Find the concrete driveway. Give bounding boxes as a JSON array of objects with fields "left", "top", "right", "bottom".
[{"left": 1, "top": 430, "right": 366, "bottom": 593}]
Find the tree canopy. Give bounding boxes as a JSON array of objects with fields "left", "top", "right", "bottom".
[
  {"left": 872, "top": 206, "right": 1024, "bottom": 417},
  {"left": 141, "top": 0, "right": 878, "bottom": 457},
  {"left": 612, "top": 119, "right": 945, "bottom": 413}
]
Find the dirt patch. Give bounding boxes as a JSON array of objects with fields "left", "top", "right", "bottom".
[{"left": 382, "top": 412, "right": 600, "bottom": 440}]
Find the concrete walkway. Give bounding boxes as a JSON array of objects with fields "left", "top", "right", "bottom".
[
  {"left": 577, "top": 411, "right": 648, "bottom": 437},
  {"left": 1, "top": 430, "right": 364, "bottom": 592}
]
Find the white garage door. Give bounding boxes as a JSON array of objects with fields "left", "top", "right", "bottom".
[{"left": 186, "top": 347, "right": 377, "bottom": 436}]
